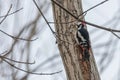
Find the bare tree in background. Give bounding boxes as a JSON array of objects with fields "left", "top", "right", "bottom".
[
  {"left": 92, "top": 0, "right": 120, "bottom": 79},
  {"left": 0, "top": 0, "right": 120, "bottom": 80},
  {"left": 0, "top": 0, "right": 61, "bottom": 80}
]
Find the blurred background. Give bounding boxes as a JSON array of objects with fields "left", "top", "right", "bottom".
[{"left": 0, "top": 0, "right": 119, "bottom": 80}]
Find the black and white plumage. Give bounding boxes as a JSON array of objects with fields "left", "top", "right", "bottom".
[
  {"left": 76, "top": 23, "right": 90, "bottom": 61},
  {"left": 76, "top": 23, "right": 90, "bottom": 49}
]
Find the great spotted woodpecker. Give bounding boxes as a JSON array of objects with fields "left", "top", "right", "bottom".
[{"left": 76, "top": 22, "right": 90, "bottom": 61}]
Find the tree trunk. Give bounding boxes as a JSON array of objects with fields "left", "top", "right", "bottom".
[{"left": 52, "top": 0, "right": 101, "bottom": 80}]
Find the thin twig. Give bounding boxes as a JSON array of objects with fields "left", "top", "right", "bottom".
[
  {"left": 0, "top": 56, "right": 35, "bottom": 64},
  {"left": 78, "top": 0, "right": 108, "bottom": 17},
  {"left": 0, "top": 6, "right": 37, "bottom": 41},
  {"left": 0, "top": 8, "right": 23, "bottom": 18},
  {"left": 0, "top": 51, "right": 35, "bottom": 64},
  {"left": 49, "top": 0, "right": 108, "bottom": 24},
  {"left": 0, "top": 4, "right": 12, "bottom": 25},
  {"left": 2, "top": 58, "right": 62, "bottom": 75},
  {"left": 51, "top": 0, "right": 120, "bottom": 33},
  {"left": 110, "top": 30, "right": 120, "bottom": 39},
  {"left": 48, "top": 13, "right": 87, "bottom": 24},
  {"left": 33, "top": 0, "right": 55, "bottom": 35},
  {"left": 33, "top": 0, "right": 73, "bottom": 45},
  {"left": 0, "top": 29, "right": 38, "bottom": 41}
]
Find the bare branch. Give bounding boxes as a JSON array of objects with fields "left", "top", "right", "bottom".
[
  {"left": 110, "top": 30, "right": 120, "bottom": 39},
  {"left": 0, "top": 4, "right": 12, "bottom": 25},
  {"left": 49, "top": 0, "right": 108, "bottom": 24},
  {"left": 33, "top": 0, "right": 55, "bottom": 35},
  {"left": 0, "top": 56, "right": 35, "bottom": 64},
  {"left": 0, "top": 51, "right": 35, "bottom": 64},
  {"left": 0, "top": 5, "right": 37, "bottom": 41},
  {"left": 78, "top": 0, "right": 108, "bottom": 18},
  {"left": 0, "top": 29, "right": 38, "bottom": 41},
  {"left": 2, "top": 58, "right": 62, "bottom": 75},
  {"left": 48, "top": 13, "right": 87, "bottom": 24},
  {"left": 0, "top": 8, "right": 23, "bottom": 18},
  {"left": 33, "top": 0, "right": 73, "bottom": 44},
  {"left": 51, "top": 0, "right": 120, "bottom": 33}
]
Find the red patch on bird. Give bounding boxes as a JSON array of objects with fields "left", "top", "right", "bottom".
[{"left": 81, "top": 21, "right": 86, "bottom": 26}]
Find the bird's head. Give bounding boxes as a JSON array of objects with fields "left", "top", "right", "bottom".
[{"left": 76, "top": 22, "right": 86, "bottom": 29}]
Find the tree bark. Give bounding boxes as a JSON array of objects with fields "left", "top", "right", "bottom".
[{"left": 52, "top": 0, "right": 101, "bottom": 80}]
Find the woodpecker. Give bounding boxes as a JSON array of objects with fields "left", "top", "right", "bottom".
[{"left": 76, "top": 22, "right": 90, "bottom": 61}]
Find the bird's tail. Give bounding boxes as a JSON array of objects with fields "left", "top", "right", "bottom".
[{"left": 83, "top": 49, "right": 90, "bottom": 61}]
